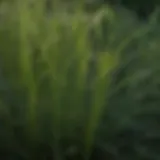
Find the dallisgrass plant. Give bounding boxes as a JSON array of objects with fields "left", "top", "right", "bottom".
[{"left": 0, "top": 0, "right": 160, "bottom": 160}]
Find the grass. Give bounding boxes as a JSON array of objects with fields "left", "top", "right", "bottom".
[
  {"left": 0, "top": 0, "right": 118, "bottom": 159},
  {"left": 0, "top": 0, "right": 160, "bottom": 160}
]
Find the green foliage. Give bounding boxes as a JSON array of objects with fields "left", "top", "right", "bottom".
[
  {"left": 0, "top": 0, "right": 117, "bottom": 159},
  {"left": 0, "top": 0, "right": 160, "bottom": 160}
]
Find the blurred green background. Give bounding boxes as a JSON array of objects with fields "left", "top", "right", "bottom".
[{"left": 0, "top": 0, "right": 160, "bottom": 160}]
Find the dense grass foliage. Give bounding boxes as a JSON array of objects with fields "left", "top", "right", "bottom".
[{"left": 0, "top": 0, "right": 160, "bottom": 160}]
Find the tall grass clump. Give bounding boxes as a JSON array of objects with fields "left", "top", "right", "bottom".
[
  {"left": 1, "top": 0, "right": 160, "bottom": 160},
  {"left": 0, "top": 0, "right": 118, "bottom": 159}
]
